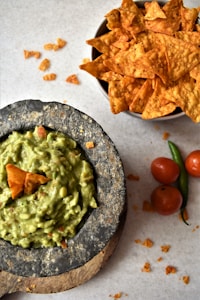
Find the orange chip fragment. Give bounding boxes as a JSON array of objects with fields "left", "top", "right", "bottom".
[
  {"left": 66, "top": 74, "right": 80, "bottom": 85},
  {"left": 24, "top": 50, "right": 41, "bottom": 59},
  {"left": 161, "top": 245, "right": 171, "bottom": 253},
  {"left": 141, "top": 262, "right": 151, "bottom": 272},
  {"left": 182, "top": 276, "right": 190, "bottom": 284},
  {"left": 165, "top": 265, "right": 177, "bottom": 275},
  {"left": 6, "top": 164, "right": 27, "bottom": 199},
  {"left": 24, "top": 173, "right": 50, "bottom": 195},
  {"left": 38, "top": 58, "right": 50, "bottom": 71},
  {"left": 44, "top": 38, "right": 67, "bottom": 51},
  {"left": 85, "top": 141, "right": 95, "bottom": 149},
  {"left": 6, "top": 163, "right": 50, "bottom": 199},
  {"left": 43, "top": 73, "right": 57, "bottom": 81}
]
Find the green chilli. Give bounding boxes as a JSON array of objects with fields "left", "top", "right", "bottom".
[{"left": 168, "top": 140, "right": 189, "bottom": 225}]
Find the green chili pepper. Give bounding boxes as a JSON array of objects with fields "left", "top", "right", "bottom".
[{"left": 168, "top": 140, "right": 189, "bottom": 225}]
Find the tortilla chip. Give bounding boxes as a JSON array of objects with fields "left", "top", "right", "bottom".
[
  {"left": 167, "top": 75, "right": 200, "bottom": 122},
  {"left": 129, "top": 79, "right": 153, "bottom": 113},
  {"left": 142, "top": 78, "right": 176, "bottom": 119},
  {"left": 175, "top": 31, "right": 200, "bottom": 47},
  {"left": 105, "top": 9, "right": 121, "bottom": 30},
  {"left": 190, "top": 63, "right": 200, "bottom": 81},
  {"left": 79, "top": 54, "right": 109, "bottom": 79},
  {"left": 155, "top": 33, "right": 200, "bottom": 81},
  {"left": 103, "top": 43, "right": 146, "bottom": 76},
  {"left": 144, "top": 1, "right": 167, "bottom": 20},
  {"left": 108, "top": 77, "right": 144, "bottom": 113},
  {"left": 180, "top": 6, "right": 199, "bottom": 31},
  {"left": 6, "top": 164, "right": 27, "bottom": 199},
  {"left": 24, "top": 173, "right": 50, "bottom": 195}
]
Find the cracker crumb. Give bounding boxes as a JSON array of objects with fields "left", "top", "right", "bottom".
[
  {"left": 43, "top": 73, "right": 56, "bottom": 81},
  {"left": 142, "top": 200, "right": 154, "bottom": 212},
  {"left": 57, "top": 37, "right": 67, "bottom": 49},
  {"left": 165, "top": 265, "right": 177, "bottom": 275},
  {"left": 161, "top": 245, "right": 171, "bottom": 253},
  {"left": 38, "top": 58, "right": 50, "bottom": 71},
  {"left": 127, "top": 173, "right": 140, "bottom": 181},
  {"left": 141, "top": 262, "right": 151, "bottom": 272},
  {"left": 66, "top": 74, "right": 80, "bottom": 84},
  {"left": 182, "top": 275, "right": 190, "bottom": 284},
  {"left": 24, "top": 50, "right": 41, "bottom": 59},
  {"left": 109, "top": 292, "right": 128, "bottom": 299},
  {"left": 162, "top": 131, "right": 170, "bottom": 140},
  {"left": 85, "top": 141, "right": 95, "bottom": 149}
]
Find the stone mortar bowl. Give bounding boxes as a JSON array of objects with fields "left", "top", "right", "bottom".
[{"left": 0, "top": 100, "right": 127, "bottom": 296}]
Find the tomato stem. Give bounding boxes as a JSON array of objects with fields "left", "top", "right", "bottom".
[{"left": 168, "top": 140, "right": 190, "bottom": 225}]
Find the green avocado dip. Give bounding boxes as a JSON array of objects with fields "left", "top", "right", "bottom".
[{"left": 0, "top": 126, "right": 97, "bottom": 248}]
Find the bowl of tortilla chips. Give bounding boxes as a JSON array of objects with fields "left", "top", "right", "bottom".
[{"left": 80, "top": 0, "right": 200, "bottom": 122}]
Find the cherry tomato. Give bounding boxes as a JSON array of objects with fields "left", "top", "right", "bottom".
[
  {"left": 151, "top": 185, "right": 183, "bottom": 216},
  {"left": 151, "top": 157, "right": 180, "bottom": 184},
  {"left": 185, "top": 150, "right": 200, "bottom": 177}
]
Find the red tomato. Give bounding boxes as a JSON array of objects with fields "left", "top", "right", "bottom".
[
  {"left": 185, "top": 150, "right": 200, "bottom": 177},
  {"left": 151, "top": 185, "right": 183, "bottom": 216},
  {"left": 151, "top": 157, "right": 180, "bottom": 184}
]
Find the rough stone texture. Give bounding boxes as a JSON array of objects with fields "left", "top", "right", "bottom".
[{"left": 0, "top": 100, "right": 127, "bottom": 279}]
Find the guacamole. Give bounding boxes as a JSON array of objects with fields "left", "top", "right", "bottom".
[{"left": 0, "top": 126, "right": 97, "bottom": 248}]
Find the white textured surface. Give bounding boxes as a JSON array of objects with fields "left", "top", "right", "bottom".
[{"left": 0, "top": 0, "right": 200, "bottom": 299}]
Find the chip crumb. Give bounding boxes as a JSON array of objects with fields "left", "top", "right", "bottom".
[
  {"left": 63, "top": 100, "right": 68, "bottom": 104},
  {"left": 66, "top": 74, "right": 80, "bottom": 84},
  {"left": 43, "top": 73, "right": 56, "bottom": 81},
  {"left": 127, "top": 173, "right": 140, "bottom": 181},
  {"left": 162, "top": 132, "right": 170, "bottom": 140},
  {"left": 142, "top": 238, "right": 154, "bottom": 248},
  {"left": 135, "top": 238, "right": 153, "bottom": 248},
  {"left": 109, "top": 292, "right": 128, "bottom": 299},
  {"left": 165, "top": 265, "right": 177, "bottom": 275},
  {"left": 142, "top": 200, "right": 154, "bottom": 212},
  {"left": 157, "top": 256, "right": 163, "bottom": 262},
  {"left": 141, "top": 262, "right": 151, "bottom": 272},
  {"left": 182, "top": 275, "right": 190, "bottom": 284},
  {"left": 161, "top": 244, "right": 171, "bottom": 253},
  {"left": 85, "top": 141, "right": 95, "bottom": 149},
  {"left": 24, "top": 50, "right": 41, "bottom": 59},
  {"left": 44, "top": 38, "right": 67, "bottom": 51},
  {"left": 38, "top": 58, "right": 50, "bottom": 71}
]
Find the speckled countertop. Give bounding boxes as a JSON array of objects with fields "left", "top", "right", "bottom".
[{"left": 0, "top": 0, "right": 200, "bottom": 300}]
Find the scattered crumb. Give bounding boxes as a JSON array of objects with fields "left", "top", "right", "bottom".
[
  {"left": 162, "top": 131, "right": 170, "bottom": 140},
  {"left": 61, "top": 240, "right": 68, "bottom": 249},
  {"left": 66, "top": 74, "right": 80, "bottom": 84},
  {"left": 109, "top": 292, "right": 128, "bottom": 299},
  {"left": 165, "top": 265, "right": 177, "bottom": 275},
  {"left": 126, "top": 173, "right": 140, "bottom": 181},
  {"left": 141, "top": 262, "right": 151, "bottom": 272},
  {"left": 182, "top": 275, "right": 190, "bottom": 284},
  {"left": 142, "top": 200, "right": 154, "bottom": 212},
  {"left": 142, "top": 238, "right": 154, "bottom": 248},
  {"left": 192, "top": 225, "right": 199, "bottom": 232},
  {"left": 134, "top": 238, "right": 154, "bottom": 248},
  {"left": 56, "top": 37, "right": 67, "bottom": 49},
  {"left": 161, "top": 245, "right": 171, "bottom": 253},
  {"left": 44, "top": 38, "right": 67, "bottom": 51},
  {"left": 38, "top": 58, "right": 50, "bottom": 71},
  {"left": 62, "top": 100, "right": 68, "bottom": 104},
  {"left": 85, "top": 141, "right": 95, "bottom": 149},
  {"left": 24, "top": 50, "right": 41, "bottom": 59},
  {"left": 157, "top": 257, "right": 163, "bottom": 262},
  {"left": 26, "top": 284, "right": 36, "bottom": 292},
  {"left": 43, "top": 73, "right": 57, "bottom": 81}
]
